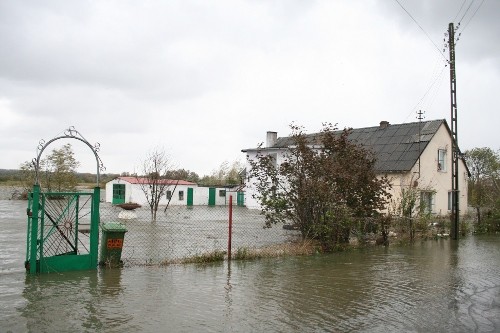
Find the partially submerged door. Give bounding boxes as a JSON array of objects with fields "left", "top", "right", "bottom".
[
  {"left": 208, "top": 187, "right": 216, "bottom": 206},
  {"left": 112, "top": 184, "right": 125, "bottom": 204},
  {"left": 237, "top": 191, "right": 245, "bottom": 206},
  {"left": 187, "top": 188, "right": 193, "bottom": 206}
]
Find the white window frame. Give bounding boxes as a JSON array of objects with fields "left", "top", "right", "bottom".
[
  {"left": 438, "top": 149, "right": 447, "bottom": 172},
  {"left": 420, "top": 191, "right": 435, "bottom": 214}
]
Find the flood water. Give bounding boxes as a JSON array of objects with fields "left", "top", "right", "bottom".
[{"left": 1, "top": 198, "right": 500, "bottom": 332}]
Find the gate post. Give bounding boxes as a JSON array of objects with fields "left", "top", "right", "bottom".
[
  {"left": 29, "top": 184, "right": 41, "bottom": 274},
  {"left": 90, "top": 186, "right": 101, "bottom": 268}
]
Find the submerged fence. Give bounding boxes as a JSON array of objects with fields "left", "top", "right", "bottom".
[{"left": 99, "top": 196, "right": 301, "bottom": 266}]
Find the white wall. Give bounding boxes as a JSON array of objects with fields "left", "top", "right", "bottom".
[
  {"left": 383, "top": 123, "right": 468, "bottom": 216},
  {"left": 105, "top": 179, "right": 239, "bottom": 206},
  {"left": 105, "top": 179, "right": 196, "bottom": 206},
  {"left": 244, "top": 148, "right": 287, "bottom": 209}
]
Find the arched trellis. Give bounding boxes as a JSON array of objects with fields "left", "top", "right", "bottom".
[
  {"left": 33, "top": 126, "right": 105, "bottom": 187},
  {"left": 26, "top": 127, "right": 105, "bottom": 274}
]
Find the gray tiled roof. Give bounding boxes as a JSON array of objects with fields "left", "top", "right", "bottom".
[{"left": 270, "top": 119, "right": 447, "bottom": 173}]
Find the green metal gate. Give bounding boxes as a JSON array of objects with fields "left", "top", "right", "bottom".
[
  {"left": 26, "top": 186, "right": 100, "bottom": 274},
  {"left": 25, "top": 127, "right": 105, "bottom": 274}
]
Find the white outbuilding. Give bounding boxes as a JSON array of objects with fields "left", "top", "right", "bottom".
[{"left": 105, "top": 176, "right": 245, "bottom": 207}]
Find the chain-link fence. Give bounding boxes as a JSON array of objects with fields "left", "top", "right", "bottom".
[{"left": 99, "top": 196, "right": 302, "bottom": 266}]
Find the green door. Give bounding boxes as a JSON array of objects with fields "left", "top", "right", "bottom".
[
  {"left": 237, "top": 191, "right": 245, "bottom": 206},
  {"left": 187, "top": 188, "right": 194, "bottom": 206},
  {"left": 112, "top": 184, "right": 125, "bottom": 204},
  {"left": 208, "top": 187, "right": 216, "bottom": 206}
]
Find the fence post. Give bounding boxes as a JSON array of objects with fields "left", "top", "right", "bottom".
[{"left": 228, "top": 195, "right": 233, "bottom": 261}]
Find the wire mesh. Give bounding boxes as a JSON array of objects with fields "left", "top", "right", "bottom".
[
  {"left": 41, "top": 193, "right": 93, "bottom": 257},
  {"left": 99, "top": 196, "right": 302, "bottom": 266}
]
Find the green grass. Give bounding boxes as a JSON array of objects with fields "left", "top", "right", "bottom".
[{"left": 178, "top": 250, "right": 226, "bottom": 264}]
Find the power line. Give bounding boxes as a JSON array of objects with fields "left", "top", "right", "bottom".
[
  {"left": 453, "top": 0, "right": 468, "bottom": 22},
  {"left": 460, "top": 0, "right": 487, "bottom": 34},
  {"left": 403, "top": 63, "right": 447, "bottom": 123},
  {"left": 403, "top": 51, "right": 448, "bottom": 122},
  {"left": 458, "top": 0, "right": 477, "bottom": 25},
  {"left": 392, "top": 0, "right": 447, "bottom": 61}
]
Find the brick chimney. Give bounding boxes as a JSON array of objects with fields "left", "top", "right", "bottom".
[
  {"left": 379, "top": 121, "right": 390, "bottom": 129},
  {"left": 266, "top": 131, "right": 277, "bottom": 147}
]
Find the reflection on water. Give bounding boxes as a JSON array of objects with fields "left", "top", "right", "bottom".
[
  {"left": 1, "top": 238, "right": 499, "bottom": 332},
  {"left": 1, "top": 192, "right": 499, "bottom": 332}
]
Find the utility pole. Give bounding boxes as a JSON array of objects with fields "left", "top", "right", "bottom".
[
  {"left": 417, "top": 110, "right": 425, "bottom": 178},
  {"left": 448, "top": 22, "right": 459, "bottom": 240}
]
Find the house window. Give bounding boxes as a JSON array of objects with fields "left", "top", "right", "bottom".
[
  {"left": 166, "top": 191, "right": 172, "bottom": 200},
  {"left": 219, "top": 190, "right": 226, "bottom": 197},
  {"left": 438, "top": 149, "right": 447, "bottom": 172},
  {"left": 179, "top": 191, "right": 184, "bottom": 201},
  {"left": 420, "top": 191, "right": 435, "bottom": 214}
]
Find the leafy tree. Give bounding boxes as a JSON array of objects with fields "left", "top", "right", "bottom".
[
  {"left": 464, "top": 147, "right": 500, "bottom": 225},
  {"left": 248, "top": 123, "right": 391, "bottom": 249},
  {"left": 165, "top": 169, "right": 200, "bottom": 183},
  {"left": 200, "top": 160, "right": 244, "bottom": 186},
  {"left": 43, "top": 144, "right": 80, "bottom": 192},
  {"left": 19, "top": 143, "right": 80, "bottom": 193},
  {"left": 136, "top": 148, "right": 173, "bottom": 221}
]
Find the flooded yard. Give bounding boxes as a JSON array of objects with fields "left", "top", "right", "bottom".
[{"left": 1, "top": 194, "right": 500, "bottom": 332}]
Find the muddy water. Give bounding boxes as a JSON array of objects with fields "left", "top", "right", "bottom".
[{"left": 1, "top": 198, "right": 500, "bottom": 332}]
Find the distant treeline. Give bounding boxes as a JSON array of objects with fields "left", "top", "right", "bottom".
[{"left": 0, "top": 169, "right": 119, "bottom": 185}]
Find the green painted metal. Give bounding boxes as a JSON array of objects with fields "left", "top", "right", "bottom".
[
  {"left": 26, "top": 127, "right": 104, "bottom": 274},
  {"left": 27, "top": 185, "right": 40, "bottom": 274},
  {"left": 99, "top": 222, "right": 127, "bottom": 268},
  {"left": 26, "top": 189, "right": 100, "bottom": 274},
  {"left": 90, "top": 187, "right": 100, "bottom": 268},
  {"left": 40, "top": 254, "right": 93, "bottom": 273},
  {"left": 237, "top": 191, "right": 245, "bottom": 207},
  {"left": 208, "top": 187, "right": 216, "bottom": 206},
  {"left": 187, "top": 188, "right": 194, "bottom": 206},
  {"left": 112, "top": 184, "right": 125, "bottom": 204}
]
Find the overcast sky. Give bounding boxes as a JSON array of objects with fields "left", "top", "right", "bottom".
[{"left": 0, "top": 0, "right": 498, "bottom": 177}]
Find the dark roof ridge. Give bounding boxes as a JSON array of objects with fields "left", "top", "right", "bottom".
[{"left": 243, "top": 119, "right": 449, "bottom": 173}]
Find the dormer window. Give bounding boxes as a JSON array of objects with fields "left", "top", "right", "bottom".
[{"left": 438, "top": 149, "right": 447, "bottom": 172}]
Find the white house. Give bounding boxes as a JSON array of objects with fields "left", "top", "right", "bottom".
[
  {"left": 105, "top": 176, "right": 245, "bottom": 207},
  {"left": 242, "top": 119, "right": 469, "bottom": 216}
]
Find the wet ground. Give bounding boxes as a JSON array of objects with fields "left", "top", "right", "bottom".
[{"left": 1, "top": 198, "right": 500, "bottom": 332}]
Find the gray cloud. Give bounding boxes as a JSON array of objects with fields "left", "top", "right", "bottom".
[{"left": 0, "top": 0, "right": 498, "bottom": 175}]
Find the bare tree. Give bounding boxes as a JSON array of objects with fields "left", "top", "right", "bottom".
[{"left": 136, "top": 148, "right": 173, "bottom": 221}]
